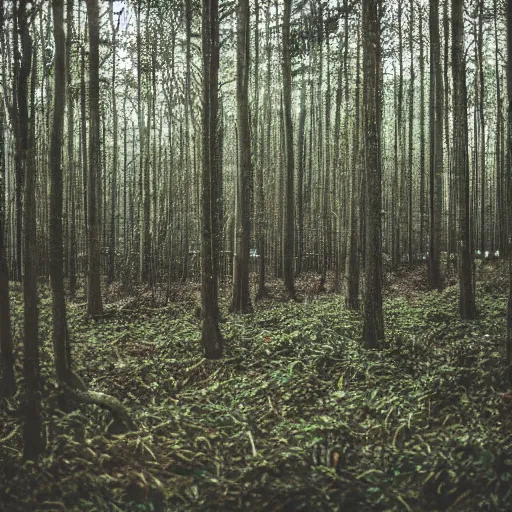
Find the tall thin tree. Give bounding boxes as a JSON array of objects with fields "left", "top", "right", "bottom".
[
  {"left": 0, "top": 0, "right": 15, "bottom": 399},
  {"left": 19, "top": 0, "right": 44, "bottom": 459},
  {"left": 50, "top": 0, "right": 72, "bottom": 392},
  {"left": 201, "top": 0, "right": 223, "bottom": 358},
  {"left": 506, "top": 0, "right": 512, "bottom": 383},
  {"left": 428, "top": 0, "right": 443, "bottom": 290},
  {"left": 362, "top": 0, "right": 384, "bottom": 347},
  {"left": 86, "top": 0, "right": 103, "bottom": 316},
  {"left": 452, "top": 0, "right": 476, "bottom": 319},
  {"left": 282, "top": 0, "right": 295, "bottom": 296},
  {"left": 231, "top": 0, "right": 252, "bottom": 312}
]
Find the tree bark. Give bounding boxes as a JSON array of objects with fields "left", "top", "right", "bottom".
[
  {"left": 201, "top": 0, "right": 223, "bottom": 358},
  {"left": 19, "top": 0, "right": 44, "bottom": 459},
  {"left": 452, "top": 0, "right": 476, "bottom": 319},
  {"left": 428, "top": 0, "right": 443, "bottom": 290},
  {"left": 67, "top": 0, "right": 77, "bottom": 296},
  {"left": 231, "top": 0, "right": 252, "bottom": 313},
  {"left": 0, "top": 0, "right": 15, "bottom": 399},
  {"left": 362, "top": 0, "right": 384, "bottom": 347},
  {"left": 86, "top": 0, "right": 103, "bottom": 316},
  {"left": 506, "top": 0, "right": 512, "bottom": 383},
  {"left": 347, "top": 21, "right": 361, "bottom": 310},
  {"left": 282, "top": 0, "right": 295, "bottom": 297}
]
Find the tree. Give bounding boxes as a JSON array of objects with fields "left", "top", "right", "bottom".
[
  {"left": 201, "top": 0, "right": 223, "bottom": 358},
  {"left": 50, "top": 0, "right": 73, "bottom": 395},
  {"left": 0, "top": 0, "right": 15, "bottom": 400},
  {"left": 108, "top": 0, "right": 118, "bottom": 285},
  {"left": 362, "top": 0, "right": 384, "bottom": 348},
  {"left": 452, "top": 0, "right": 476, "bottom": 320},
  {"left": 86, "top": 0, "right": 103, "bottom": 316},
  {"left": 67, "top": 0, "right": 77, "bottom": 296},
  {"left": 282, "top": 0, "right": 295, "bottom": 297},
  {"left": 347, "top": 20, "right": 361, "bottom": 311},
  {"left": 506, "top": 0, "right": 512, "bottom": 384},
  {"left": 428, "top": 0, "right": 443, "bottom": 290},
  {"left": 19, "top": 0, "right": 44, "bottom": 459},
  {"left": 231, "top": 0, "right": 252, "bottom": 313}
]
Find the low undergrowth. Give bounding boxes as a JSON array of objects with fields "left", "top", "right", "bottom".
[{"left": 1, "top": 276, "right": 512, "bottom": 511}]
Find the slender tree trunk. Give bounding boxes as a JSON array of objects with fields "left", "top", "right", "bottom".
[
  {"left": 408, "top": 0, "right": 414, "bottom": 263},
  {"left": 397, "top": 0, "right": 404, "bottom": 263},
  {"left": 297, "top": 62, "right": 307, "bottom": 279},
  {"left": 13, "top": 0, "right": 22, "bottom": 283},
  {"left": 362, "top": 0, "right": 384, "bottom": 347},
  {"left": 50, "top": 0, "right": 73, "bottom": 393},
  {"left": 231, "top": 0, "right": 252, "bottom": 312},
  {"left": 477, "top": 0, "right": 485, "bottom": 254},
  {"left": 496, "top": 0, "right": 506, "bottom": 257},
  {"left": 19, "top": 0, "right": 44, "bottom": 459},
  {"left": 181, "top": 0, "right": 193, "bottom": 283},
  {"left": 506, "top": 0, "right": 512, "bottom": 383},
  {"left": 67, "top": 0, "right": 76, "bottom": 296},
  {"left": 419, "top": 5, "right": 426, "bottom": 256},
  {"left": 80, "top": 43, "right": 88, "bottom": 243},
  {"left": 86, "top": 0, "right": 103, "bottom": 316},
  {"left": 452, "top": 0, "right": 476, "bottom": 319},
  {"left": 201, "top": 0, "right": 223, "bottom": 358},
  {"left": 282, "top": 0, "right": 295, "bottom": 296},
  {"left": 108, "top": 0, "right": 118, "bottom": 284},
  {"left": 256, "top": 0, "right": 270, "bottom": 299},
  {"left": 428, "top": 0, "right": 443, "bottom": 290},
  {"left": 347, "top": 22, "right": 361, "bottom": 310},
  {"left": 0, "top": 0, "right": 15, "bottom": 399}
]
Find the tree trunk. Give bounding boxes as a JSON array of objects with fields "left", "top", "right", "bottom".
[
  {"left": 108, "top": 0, "right": 118, "bottom": 284},
  {"left": 477, "top": 0, "right": 485, "bottom": 254},
  {"left": 428, "top": 0, "right": 443, "bottom": 290},
  {"left": 201, "top": 0, "right": 223, "bottom": 358},
  {"left": 0, "top": 0, "right": 15, "bottom": 399},
  {"left": 452, "top": 0, "right": 476, "bottom": 319},
  {"left": 347, "top": 22, "right": 361, "bottom": 310},
  {"left": 50, "top": 0, "right": 73, "bottom": 397},
  {"left": 419, "top": 5, "right": 426, "bottom": 256},
  {"left": 19, "top": 0, "right": 44, "bottom": 459},
  {"left": 506, "top": 0, "right": 512, "bottom": 383},
  {"left": 67, "top": 0, "right": 77, "bottom": 296},
  {"left": 407, "top": 0, "right": 414, "bottom": 263},
  {"left": 86, "top": 0, "right": 103, "bottom": 316},
  {"left": 231, "top": 0, "right": 252, "bottom": 313},
  {"left": 282, "top": 0, "right": 295, "bottom": 297},
  {"left": 362, "top": 0, "right": 384, "bottom": 348}
]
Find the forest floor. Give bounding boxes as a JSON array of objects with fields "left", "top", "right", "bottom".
[{"left": 1, "top": 260, "right": 512, "bottom": 511}]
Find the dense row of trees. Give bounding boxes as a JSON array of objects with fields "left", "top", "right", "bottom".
[{"left": 0, "top": 0, "right": 511, "bottom": 458}]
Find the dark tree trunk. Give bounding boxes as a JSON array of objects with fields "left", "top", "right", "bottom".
[
  {"left": 347, "top": 22, "right": 361, "bottom": 310},
  {"left": 67, "top": 0, "right": 77, "bottom": 296},
  {"left": 108, "top": 0, "right": 118, "bottom": 284},
  {"left": 419, "top": 6, "right": 426, "bottom": 256},
  {"left": 201, "top": 0, "right": 223, "bottom": 358},
  {"left": 0, "top": 0, "right": 15, "bottom": 399},
  {"left": 452, "top": 0, "right": 476, "bottom": 319},
  {"left": 362, "top": 0, "right": 384, "bottom": 347},
  {"left": 231, "top": 0, "right": 252, "bottom": 313},
  {"left": 50, "top": 0, "right": 73, "bottom": 395},
  {"left": 506, "top": 0, "right": 512, "bottom": 383},
  {"left": 282, "top": 0, "right": 295, "bottom": 297},
  {"left": 428, "top": 0, "right": 443, "bottom": 290},
  {"left": 19, "top": 0, "right": 44, "bottom": 459},
  {"left": 86, "top": 0, "right": 103, "bottom": 316}
]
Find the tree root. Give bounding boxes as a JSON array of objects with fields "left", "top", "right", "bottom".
[{"left": 61, "top": 374, "right": 136, "bottom": 432}]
